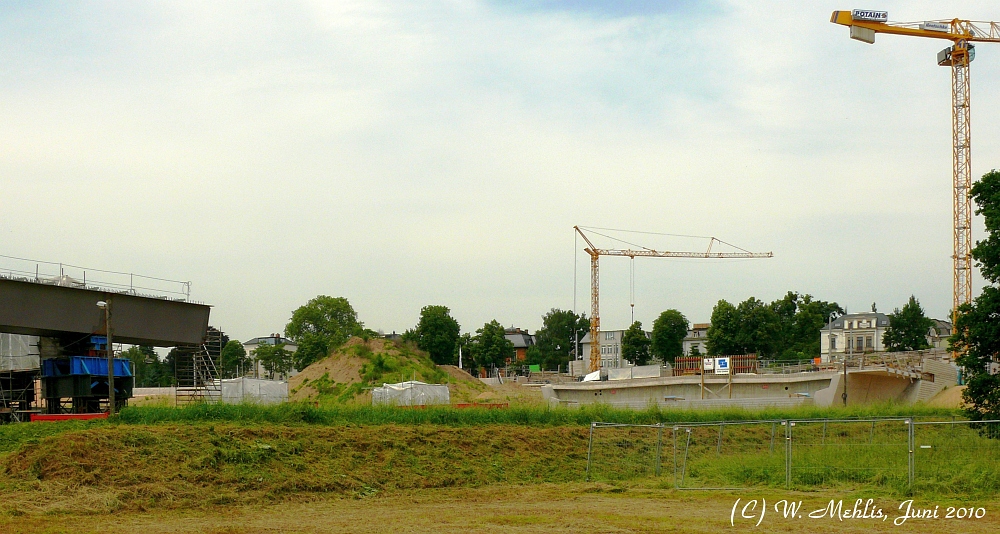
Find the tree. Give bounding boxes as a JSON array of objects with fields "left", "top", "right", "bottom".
[
  {"left": 707, "top": 294, "right": 842, "bottom": 360},
  {"left": 787, "top": 296, "right": 843, "bottom": 358},
  {"left": 413, "top": 305, "right": 461, "bottom": 365},
  {"left": 735, "top": 297, "right": 781, "bottom": 357},
  {"left": 253, "top": 342, "right": 294, "bottom": 379},
  {"left": 883, "top": 296, "right": 934, "bottom": 352},
  {"left": 621, "top": 321, "right": 651, "bottom": 366},
  {"left": 532, "top": 309, "right": 590, "bottom": 370},
  {"left": 471, "top": 320, "right": 514, "bottom": 370},
  {"left": 121, "top": 345, "right": 171, "bottom": 387},
  {"left": 769, "top": 292, "right": 843, "bottom": 360},
  {"left": 707, "top": 298, "right": 780, "bottom": 357},
  {"left": 707, "top": 299, "right": 740, "bottom": 356},
  {"left": 651, "top": 309, "right": 688, "bottom": 364},
  {"left": 953, "top": 169, "right": 1000, "bottom": 419},
  {"left": 219, "top": 340, "right": 249, "bottom": 378},
  {"left": 285, "top": 296, "right": 362, "bottom": 370}
]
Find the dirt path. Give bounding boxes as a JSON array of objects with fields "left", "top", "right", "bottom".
[{"left": 7, "top": 484, "right": 999, "bottom": 533}]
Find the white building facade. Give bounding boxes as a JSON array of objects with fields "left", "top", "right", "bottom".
[
  {"left": 579, "top": 328, "right": 653, "bottom": 369},
  {"left": 682, "top": 323, "right": 711, "bottom": 356},
  {"left": 820, "top": 313, "right": 889, "bottom": 362}
]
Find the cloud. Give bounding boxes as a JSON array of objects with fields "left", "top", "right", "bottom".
[{"left": 1, "top": 0, "right": 996, "bottom": 342}]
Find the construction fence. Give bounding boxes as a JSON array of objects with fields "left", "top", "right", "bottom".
[{"left": 585, "top": 418, "right": 1000, "bottom": 492}]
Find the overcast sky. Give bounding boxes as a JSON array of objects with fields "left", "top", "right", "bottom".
[{"left": 3, "top": 1, "right": 999, "bottom": 343}]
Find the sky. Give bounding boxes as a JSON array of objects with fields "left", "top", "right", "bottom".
[{"left": 3, "top": 0, "right": 1000, "bottom": 343}]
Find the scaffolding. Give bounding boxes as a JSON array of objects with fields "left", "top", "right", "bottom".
[
  {"left": 174, "top": 328, "right": 223, "bottom": 405},
  {"left": 0, "top": 334, "right": 39, "bottom": 421}
]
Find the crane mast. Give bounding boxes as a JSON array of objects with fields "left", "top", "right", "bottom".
[
  {"left": 574, "top": 226, "right": 772, "bottom": 373},
  {"left": 831, "top": 10, "right": 1000, "bottom": 335}
]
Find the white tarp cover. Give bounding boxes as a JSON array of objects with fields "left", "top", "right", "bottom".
[
  {"left": 220, "top": 377, "right": 288, "bottom": 404},
  {"left": 372, "top": 381, "right": 450, "bottom": 406},
  {"left": 0, "top": 334, "right": 39, "bottom": 372},
  {"left": 582, "top": 370, "right": 601, "bottom": 382}
]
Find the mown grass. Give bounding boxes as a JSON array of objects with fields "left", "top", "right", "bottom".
[
  {"left": 588, "top": 417, "right": 1000, "bottom": 497},
  {"left": 113, "top": 400, "right": 961, "bottom": 427},
  {"left": 0, "top": 423, "right": 591, "bottom": 513},
  {"left": 0, "top": 402, "right": 988, "bottom": 515}
]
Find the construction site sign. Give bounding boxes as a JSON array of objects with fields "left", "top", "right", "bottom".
[{"left": 714, "top": 357, "right": 730, "bottom": 375}]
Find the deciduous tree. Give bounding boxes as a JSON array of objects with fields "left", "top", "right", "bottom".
[
  {"left": 284, "top": 296, "right": 362, "bottom": 370},
  {"left": 219, "top": 340, "right": 249, "bottom": 378},
  {"left": 531, "top": 309, "right": 590, "bottom": 369},
  {"left": 254, "top": 342, "right": 294, "bottom": 379},
  {"left": 413, "top": 305, "right": 461, "bottom": 365},
  {"left": 621, "top": 321, "right": 651, "bottom": 366},
  {"left": 651, "top": 309, "right": 688, "bottom": 364},
  {"left": 471, "top": 320, "right": 514, "bottom": 370},
  {"left": 883, "top": 296, "right": 934, "bottom": 352},
  {"left": 953, "top": 169, "right": 1000, "bottom": 419}
]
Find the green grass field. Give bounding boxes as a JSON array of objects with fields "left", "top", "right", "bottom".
[
  {"left": 0, "top": 401, "right": 996, "bottom": 533},
  {"left": 112, "top": 400, "right": 962, "bottom": 427}
]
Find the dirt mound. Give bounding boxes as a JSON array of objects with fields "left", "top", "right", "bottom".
[
  {"left": 440, "top": 365, "right": 476, "bottom": 381},
  {"left": 288, "top": 345, "right": 365, "bottom": 402},
  {"left": 926, "top": 385, "right": 967, "bottom": 408},
  {"left": 288, "top": 338, "right": 488, "bottom": 404}
]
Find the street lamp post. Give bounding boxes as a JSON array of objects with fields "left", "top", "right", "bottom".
[
  {"left": 97, "top": 299, "right": 115, "bottom": 415},
  {"left": 827, "top": 312, "right": 837, "bottom": 364}
]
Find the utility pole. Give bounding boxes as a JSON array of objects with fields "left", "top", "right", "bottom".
[{"left": 98, "top": 299, "right": 115, "bottom": 415}]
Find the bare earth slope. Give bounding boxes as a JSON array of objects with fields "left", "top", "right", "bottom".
[{"left": 288, "top": 338, "right": 489, "bottom": 404}]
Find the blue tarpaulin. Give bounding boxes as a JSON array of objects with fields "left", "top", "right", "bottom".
[{"left": 41, "top": 356, "right": 133, "bottom": 378}]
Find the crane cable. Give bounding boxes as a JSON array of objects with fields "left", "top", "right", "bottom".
[{"left": 630, "top": 256, "right": 635, "bottom": 324}]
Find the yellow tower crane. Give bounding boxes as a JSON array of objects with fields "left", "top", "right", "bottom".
[
  {"left": 574, "top": 226, "right": 772, "bottom": 373},
  {"left": 831, "top": 10, "right": 1000, "bottom": 332}
]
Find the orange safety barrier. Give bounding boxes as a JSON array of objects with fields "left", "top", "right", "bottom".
[{"left": 30, "top": 412, "right": 109, "bottom": 422}]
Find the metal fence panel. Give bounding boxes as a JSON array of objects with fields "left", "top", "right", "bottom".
[
  {"left": 585, "top": 417, "right": 1000, "bottom": 492},
  {"left": 788, "top": 418, "right": 910, "bottom": 490},
  {"left": 586, "top": 423, "right": 662, "bottom": 481},
  {"left": 672, "top": 421, "right": 784, "bottom": 489}
]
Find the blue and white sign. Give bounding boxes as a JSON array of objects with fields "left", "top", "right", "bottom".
[
  {"left": 714, "top": 357, "right": 730, "bottom": 375},
  {"left": 851, "top": 10, "right": 888, "bottom": 22}
]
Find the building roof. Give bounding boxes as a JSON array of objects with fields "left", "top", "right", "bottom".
[
  {"left": 504, "top": 331, "right": 535, "bottom": 349},
  {"left": 243, "top": 335, "right": 296, "bottom": 346},
  {"left": 929, "top": 319, "right": 953, "bottom": 337},
  {"left": 828, "top": 312, "right": 889, "bottom": 329},
  {"left": 691, "top": 323, "right": 710, "bottom": 330}
]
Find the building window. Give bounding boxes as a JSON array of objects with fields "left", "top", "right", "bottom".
[
  {"left": 829, "top": 335, "right": 837, "bottom": 350},
  {"left": 691, "top": 343, "right": 700, "bottom": 353},
  {"left": 865, "top": 336, "right": 873, "bottom": 349},
  {"left": 847, "top": 338, "right": 853, "bottom": 350},
  {"left": 856, "top": 336, "right": 863, "bottom": 351},
  {"left": 605, "top": 332, "right": 614, "bottom": 340}
]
